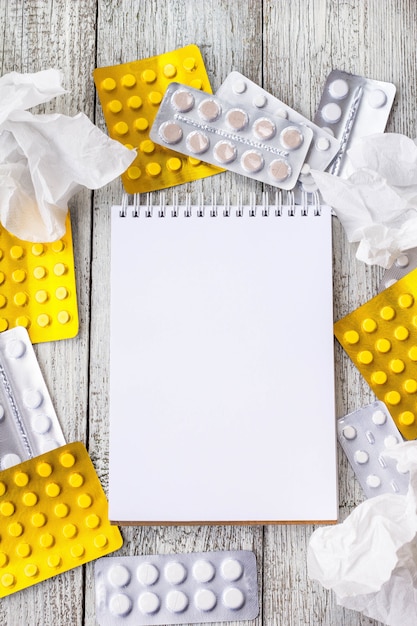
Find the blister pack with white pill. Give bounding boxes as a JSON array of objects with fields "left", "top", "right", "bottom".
[
  {"left": 314, "top": 70, "right": 396, "bottom": 178},
  {"left": 216, "top": 70, "right": 341, "bottom": 189},
  {"left": 150, "top": 82, "right": 313, "bottom": 190},
  {"left": 0, "top": 326, "right": 65, "bottom": 470},
  {"left": 379, "top": 248, "right": 417, "bottom": 292},
  {"left": 337, "top": 400, "right": 408, "bottom": 498},
  {"left": 95, "top": 550, "right": 259, "bottom": 626}
]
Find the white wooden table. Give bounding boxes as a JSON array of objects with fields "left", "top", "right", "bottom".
[{"left": 1, "top": 1, "right": 416, "bottom": 624}]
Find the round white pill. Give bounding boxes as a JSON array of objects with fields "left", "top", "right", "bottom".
[
  {"left": 321, "top": 102, "right": 342, "bottom": 124},
  {"left": 366, "top": 474, "right": 381, "bottom": 488},
  {"left": 321, "top": 126, "right": 334, "bottom": 136},
  {"left": 221, "top": 558, "right": 243, "bottom": 581},
  {"left": 232, "top": 79, "right": 246, "bottom": 94},
  {"left": 328, "top": 78, "right": 349, "bottom": 100},
  {"left": 23, "top": 389, "right": 43, "bottom": 409},
  {"left": 32, "top": 414, "right": 52, "bottom": 434},
  {"left": 342, "top": 425, "right": 357, "bottom": 440},
  {"left": 316, "top": 136, "right": 330, "bottom": 151},
  {"left": 396, "top": 254, "right": 409, "bottom": 268},
  {"left": 0, "top": 405, "right": 4, "bottom": 421},
  {"left": 384, "top": 279, "right": 397, "bottom": 288},
  {"left": 368, "top": 88, "right": 387, "bottom": 109},
  {"left": 138, "top": 591, "right": 160, "bottom": 615},
  {"left": 39, "top": 438, "right": 60, "bottom": 453},
  {"left": 109, "top": 593, "right": 132, "bottom": 617},
  {"left": 136, "top": 562, "right": 159, "bottom": 586},
  {"left": 275, "top": 107, "right": 288, "bottom": 119},
  {"left": 108, "top": 564, "right": 131, "bottom": 588},
  {"left": 165, "top": 561, "right": 187, "bottom": 585},
  {"left": 166, "top": 589, "right": 188, "bottom": 613},
  {"left": 354, "top": 450, "right": 369, "bottom": 464},
  {"left": 396, "top": 462, "right": 409, "bottom": 475},
  {"left": 222, "top": 587, "right": 245, "bottom": 610},
  {"left": 1, "top": 453, "right": 22, "bottom": 469},
  {"left": 195, "top": 588, "right": 217, "bottom": 611},
  {"left": 372, "top": 409, "right": 387, "bottom": 426},
  {"left": 300, "top": 163, "right": 311, "bottom": 175},
  {"left": 192, "top": 559, "right": 215, "bottom": 583},
  {"left": 6, "top": 339, "right": 26, "bottom": 359},
  {"left": 385, "top": 435, "right": 399, "bottom": 449},
  {"left": 253, "top": 94, "right": 267, "bottom": 108}
]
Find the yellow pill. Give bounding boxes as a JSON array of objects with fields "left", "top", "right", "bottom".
[
  {"left": 0, "top": 482, "right": 6, "bottom": 496},
  {"left": 101, "top": 77, "right": 116, "bottom": 91},
  {"left": 148, "top": 91, "right": 162, "bottom": 105},
  {"left": 1, "top": 573, "right": 15, "bottom": 588},
  {"left": 33, "top": 266, "right": 46, "bottom": 279},
  {"left": 35, "top": 290, "right": 48, "bottom": 304},
  {"left": 134, "top": 117, "right": 149, "bottom": 131},
  {"left": 121, "top": 73, "right": 136, "bottom": 88},
  {"left": 31, "top": 243, "right": 44, "bottom": 256},
  {"left": 390, "top": 359, "right": 405, "bottom": 373},
  {"left": 0, "top": 319, "right": 8, "bottom": 332},
  {"left": 0, "top": 271, "right": 5, "bottom": 285},
  {"left": 60, "top": 452, "right": 75, "bottom": 467},
  {"left": 47, "top": 554, "right": 62, "bottom": 568},
  {"left": 57, "top": 310, "right": 70, "bottom": 324},
  {"left": 10, "top": 245, "right": 23, "bottom": 260},
  {"left": 8, "top": 522, "right": 23, "bottom": 537},
  {"left": 14, "top": 292, "right": 27, "bottom": 306},
  {"left": 37, "top": 461, "right": 52, "bottom": 477},
  {"left": 163, "top": 63, "right": 177, "bottom": 78},
  {"left": 0, "top": 501, "right": 15, "bottom": 516},
  {"left": 31, "top": 512, "right": 47, "bottom": 527},
  {"left": 140, "top": 139, "right": 155, "bottom": 154},
  {"left": 53, "top": 263, "right": 66, "bottom": 277},
  {"left": 37, "top": 313, "right": 50, "bottom": 327},
  {"left": 63, "top": 523, "right": 77, "bottom": 538},
  {"left": 0, "top": 552, "right": 8, "bottom": 567},
  {"left": 70, "top": 544, "right": 85, "bottom": 558},
  {"left": 128, "top": 95, "right": 142, "bottom": 109},
  {"left": 69, "top": 472, "right": 84, "bottom": 488},
  {"left": 127, "top": 166, "right": 141, "bottom": 180},
  {"left": 183, "top": 56, "right": 196, "bottom": 71},
  {"left": 113, "top": 121, "right": 129, "bottom": 136},
  {"left": 14, "top": 471, "right": 29, "bottom": 487},
  {"left": 145, "top": 162, "right": 162, "bottom": 177},
  {"left": 86, "top": 513, "right": 101, "bottom": 529},
  {"left": 395, "top": 325, "right": 409, "bottom": 341},
  {"left": 404, "top": 379, "right": 417, "bottom": 393},
  {"left": 56, "top": 286, "right": 68, "bottom": 300},
  {"left": 376, "top": 338, "right": 391, "bottom": 353},
  {"left": 16, "top": 543, "right": 31, "bottom": 558},
  {"left": 409, "top": 346, "right": 417, "bottom": 361},
  {"left": 398, "top": 293, "right": 414, "bottom": 308},
  {"left": 399, "top": 411, "right": 415, "bottom": 426},
  {"left": 190, "top": 78, "right": 203, "bottom": 90},
  {"left": 51, "top": 240, "right": 64, "bottom": 253},
  {"left": 108, "top": 99, "right": 123, "bottom": 114},
  {"left": 22, "top": 491, "right": 38, "bottom": 506},
  {"left": 45, "top": 482, "right": 61, "bottom": 497},
  {"left": 357, "top": 350, "right": 373, "bottom": 365},
  {"left": 24, "top": 564, "right": 38, "bottom": 578},
  {"left": 94, "top": 534, "right": 108, "bottom": 549},
  {"left": 141, "top": 69, "right": 156, "bottom": 83},
  {"left": 12, "top": 269, "right": 26, "bottom": 283},
  {"left": 380, "top": 306, "right": 395, "bottom": 321},
  {"left": 39, "top": 533, "right": 54, "bottom": 548},
  {"left": 385, "top": 390, "right": 401, "bottom": 405},
  {"left": 16, "top": 316, "right": 29, "bottom": 329},
  {"left": 54, "top": 503, "right": 70, "bottom": 518},
  {"left": 188, "top": 157, "right": 202, "bottom": 166},
  {"left": 0, "top": 295, "right": 6, "bottom": 308},
  {"left": 167, "top": 157, "right": 182, "bottom": 172},
  {"left": 77, "top": 493, "right": 92, "bottom": 508}
]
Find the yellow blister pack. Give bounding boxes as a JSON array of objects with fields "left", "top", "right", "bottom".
[
  {"left": 0, "top": 214, "right": 78, "bottom": 344},
  {"left": 0, "top": 442, "right": 122, "bottom": 597},
  {"left": 93, "top": 44, "right": 223, "bottom": 193},
  {"left": 334, "top": 267, "right": 417, "bottom": 440}
]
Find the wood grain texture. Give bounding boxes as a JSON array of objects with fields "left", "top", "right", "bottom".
[{"left": 1, "top": 0, "right": 417, "bottom": 624}]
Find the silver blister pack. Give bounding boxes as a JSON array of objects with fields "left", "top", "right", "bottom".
[
  {"left": 95, "top": 550, "right": 259, "bottom": 625},
  {"left": 216, "top": 71, "right": 340, "bottom": 177},
  {"left": 0, "top": 326, "right": 65, "bottom": 469},
  {"left": 379, "top": 248, "right": 417, "bottom": 292},
  {"left": 314, "top": 69, "right": 396, "bottom": 178},
  {"left": 150, "top": 82, "right": 313, "bottom": 190},
  {"left": 337, "top": 400, "right": 408, "bottom": 498}
]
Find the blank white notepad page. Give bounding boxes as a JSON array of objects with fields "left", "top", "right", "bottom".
[{"left": 109, "top": 203, "right": 337, "bottom": 523}]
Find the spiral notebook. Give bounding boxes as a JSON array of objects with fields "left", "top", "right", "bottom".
[{"left": 109, "top": 196, "right": 337, "bottom": 524}]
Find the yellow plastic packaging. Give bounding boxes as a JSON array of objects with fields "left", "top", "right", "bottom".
[
  {"left": 0, "top": 442, "right": 123, "bottom": 597},
  {"left": 334, "top": 267, "right": 417, "bottom": 439},
  {"left": 93, "top": 44, "right": 223, "bottom": 193},
  {"left": 0, "top": 214, "right": 78, "bottom": 344}
]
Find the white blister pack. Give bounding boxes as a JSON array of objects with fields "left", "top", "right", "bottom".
[
  {"left": 379, "top": 248, "right": 417, "bottom": 292},
  {"left": 0, "top": 326, "right": 65, "bottom": 469},
  {"left": 95, "top": 550, "right": 259, "bottom": 625},
  {"left": 150, "top": 82, "right": 313, "bottom": 190},
  {"left": 216, "top": 70, "right": 340, "bottom": 185},
  {"left": 337, "top": 400, "right": 408, "bottom": 498},
  {"left": 313, "top": 69, "right": 396, "bottom": 178}
]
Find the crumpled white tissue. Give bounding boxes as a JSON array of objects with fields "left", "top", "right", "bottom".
[
  {"left": 311, "top": 134, "right": 417, "bottom": 269},
  {"left": 308, "top": 441, "right": 417, "bottom": 626},
  {"left": 0, "top": 69, "right": 136, "bottom": 242}
]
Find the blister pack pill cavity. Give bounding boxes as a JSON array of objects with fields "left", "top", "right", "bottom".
[
  {"left": 334, "top": 267, "right": 417, "bottom": 440},
  {"left": 216, "top": 71, "right": 340, "bottom": 182},
  {"left": 314, "top": 70, "right": 396, "bottom": 178},
  {"left": 338, "top": 401, "right": 408, "bottom": 498},
  {"left": 150, "top": 83, "right": 313, "bottom": 190},
  {"left": 0, "top": 214, "right": 78, "bottom": 344},
  {"left": 95, "top": 550, "right": 258, "bottom": 626},
  {"left": 0, "top": 442, "right": 123, "bottom": 597},
  {"left": 379, "top": 248, "right": 417, "bottom": 292},
  {"left": 94, "top": 45, "right": 222, "bottom": 193},
  {"left": 0, "top": 326, "right": 65, "bottom": 470}
]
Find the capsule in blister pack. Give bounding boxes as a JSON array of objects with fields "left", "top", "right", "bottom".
[
  {"left": 216, "top": 71, "right": 340, "bottom": 176},
  {"left": 95, "top": 550, "right": 259, "bottom": 625},
  {"left": 314, "top": 69, "right": 396, "bottom": 177},
  {"left": 379, "top": 248, "right": 417, "bottom": 292},
  {"left": 150, "top": 82, "right": 313, "bottom": 190},
  {"left": 0, "top": 326, "right": 65, "bottom": 470},
  {"left": 338, "top": 401, "right": 408, "bottom": 498}
]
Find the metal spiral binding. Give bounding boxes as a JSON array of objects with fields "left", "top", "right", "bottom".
[{"left": 121, "top": 190, "right": 322, "bottom": 217}]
